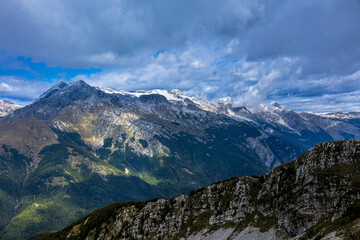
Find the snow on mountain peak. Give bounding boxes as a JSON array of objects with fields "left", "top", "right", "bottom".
[
  {"left": 218, "top": 97, "right": 232, "bottom": 105},
  {"left": 311, "top": 112, "right": 360, "bottom": 119},
  {"left": 14, "top": 80, "right": 360, "bottom": 136},
  {"left": 0, "top": 100, "right": 22, "bottom": 117},
  {"left": 269, "top": 102, "right": 291, "bottom": 112},
  {"left": 0, "top": 100, "right": 12, "bottom": 105},
  {"left": 37, "top": 81, "right": 68, "bottom": 100},
  {"left": 170, "top": 89, "right": 183, "bottom": 95},
  {"left": 96, "top": 87, "right": 186, "bottom": 102}
]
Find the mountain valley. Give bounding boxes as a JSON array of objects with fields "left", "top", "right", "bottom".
[
  {"left": 35, "top": 139, "right": 360, "bottom": 240},
  {"left": 0, "top": 81, "right": 359, "bottom": 239}
]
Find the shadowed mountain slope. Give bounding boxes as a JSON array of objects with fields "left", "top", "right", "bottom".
[
  {"left": 0, "top": 81, "right": 360, "bottom": 239},
  {"left": 37, "top": 139, "right": 360, "bottom": 240}
]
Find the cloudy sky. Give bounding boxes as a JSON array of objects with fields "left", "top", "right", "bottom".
[{"left": 0, "top": 0, "right": 360, "bottom": 112}]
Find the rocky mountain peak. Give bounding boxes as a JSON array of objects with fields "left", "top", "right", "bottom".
[
  {"left": 36, "top": 80, "right": 91, "bottom": 100},
  {"left": 1, "top": 81, "right": 360, "bottom": 239},
  {"left": 0, "top": 99, "right": 22, "bottom": 117},
  {"left": 0, "top": 99, "right": 13, "bottom": 104},
  {"left": 36, "top": 81, "right": 69, "bottom": 100},
  {"left": 4, "top": 80, "right": 360, "bottom": 167},
  {"left": 7, "top": 80, "right": 97, "bottom": 121},
  {"left": 218, "top": 96, "right": 232, "bottom": 105},
  {"left": 269, "top": 101, "right": 290, "bottom": 111}
]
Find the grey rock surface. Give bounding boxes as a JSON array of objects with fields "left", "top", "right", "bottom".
[{"left": 41, "top": 139, "right": 360, "bottom": 240}]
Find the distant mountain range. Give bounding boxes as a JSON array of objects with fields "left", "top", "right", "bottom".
[
  {"left": 0, "top": 100, "right": 21, "bottom": 117},
  {"left": 0, "top": 80, "right": 359, "bottom": 239},
  {"left": 34, "top": 139, "right": 360, "bottom": 240}
]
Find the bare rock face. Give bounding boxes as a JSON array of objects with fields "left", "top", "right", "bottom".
[
  {"left": 0, "top": 116, "right": 58, "bottom": 157},
  {"left": 6, "top": 81, "right": 360, "bottom": 169},
  {"left": 40, "top": 139, "right": 360, "bottom": 240},
  {"left": 2, "top": 81, "right": 360, "bottom": 239}
]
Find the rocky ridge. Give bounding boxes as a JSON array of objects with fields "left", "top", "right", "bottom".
[
  {"left": 0, "top": 81, "right": 273, "bottom": 239},
  {"left": 6, "top": 80, "right": 360, "bottom": 169},
  {"left": 1, "top": 81, "right": 360, "bottom": 239},
  {"left": 38, "top": 139, "right": 360, "bottom": 240}
]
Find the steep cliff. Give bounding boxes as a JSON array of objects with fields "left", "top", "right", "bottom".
[
  {"left": 37, "top": 139, "right": 360, "bottom": 240},
  {"left": 2, "top": 81, "right": 360, "bottom": 239}
]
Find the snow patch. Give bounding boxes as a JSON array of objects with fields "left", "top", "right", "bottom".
[{"left": 0, "top": 100, "right": 22, "bottom": 117}]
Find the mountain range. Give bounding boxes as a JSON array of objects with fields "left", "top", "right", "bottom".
[
  {"left": 0, "top": 80, "right": 359, "bottom": 239},
  {"left": 0, "top": 100, "right": 21, "bottom": 117}
]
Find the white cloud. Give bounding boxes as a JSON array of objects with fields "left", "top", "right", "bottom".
[
  {"left": 0, "top": 82, "right": 13, "bottom": 92},
  {"left": 0, "top": 0, "right": 360, "bottom": 112},
  {"left": 0, "top": 76, "right": 53, "bottom": 101},
  {"left": 86, "top": 52, "right": 118, "bottom": 64}
]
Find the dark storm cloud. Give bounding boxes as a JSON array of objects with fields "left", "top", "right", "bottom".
[
  {"left": 0, "top": 0, "right": 360, "bottom": 112},
  {"left": 0, "top": 0, "right": 263, "bottom": 67},
  {"left": 244, "top": 1, "right": 360, "bottom": 75}
]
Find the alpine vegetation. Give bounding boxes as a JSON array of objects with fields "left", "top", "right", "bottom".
[
  {"left": 0, "top": 81, "right": 359, "bottom": 239},
  {"left": 36, "top": 139, "right": 360, "bottom": 240}
]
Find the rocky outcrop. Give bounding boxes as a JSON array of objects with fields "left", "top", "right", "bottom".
[
  {"left": 6, "top": 81, "right": 360, "bottom": 169},
  {"left": 39, "top": 139, "right": 360, "bottom": 240},
  {"left": 2, "top": 81, "right": 360, "bottom": 239}
]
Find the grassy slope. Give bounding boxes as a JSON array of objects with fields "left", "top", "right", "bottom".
[
  {"left": 0, "top": 133, "right": 162, "bottom": 240},
  {"left": 0, "top": 126, "right": 270, "bottom": 240},
  {"left": 34, "top": 140, "right": 360, "bottom": 240}
]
